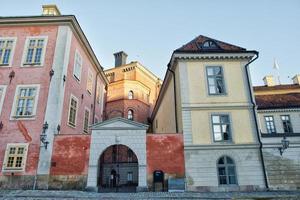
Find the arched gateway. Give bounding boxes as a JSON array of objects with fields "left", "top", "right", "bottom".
[{"left": 86, "top": 117, "right": 148, "bottom": 192}]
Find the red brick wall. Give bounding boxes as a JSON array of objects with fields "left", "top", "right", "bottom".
[
  {"left": 146, "top": 134, "right": 185, "bottom": 177},
  {"left": 50, "top": 135, "right": 90, "bottom": 175},
  {"left": 105, "top": 99, "right": 150, "bottom": 124}
]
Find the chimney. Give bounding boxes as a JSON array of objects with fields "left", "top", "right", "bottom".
[
  {"left": 114, "top": 51, "right": 127, "bottom": 67},
  {"left": 42, "top": 5, "right": 61, "bottom": 16},
  {"left": 292, "top": 74, "right": 300, "bottom": 85},
  {"left": 263, "top": 75, "right": 275, "bottom": 87}
]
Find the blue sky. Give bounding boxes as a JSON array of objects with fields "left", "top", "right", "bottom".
[{"left": 1, "top": 0, "right": 299, "bottom": 85}]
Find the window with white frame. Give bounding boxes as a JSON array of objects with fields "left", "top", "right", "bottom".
[
  {"left": 0, "top": 85, "right": 7, "bottom": 114},
  {"left": 12, "top": 85, "right": 40, "bottom": 118},
  {"left": 2, "top": 143, "right": 28, "bottom": 172},
  {"left": 217, "top": 156, "right": 237, "bottom": 185},
  {"left": 68, "top": 95, "right": 78, "bottom": 127},
  {"left": 128, "top": 90, "right": 134, "bottom": 99},
  {"left": 281, "top": 115, "right": 293, "bottom": 133},
  {"left": 73, "top": 51, "right": 82, "bottom": 81},
  {"left": 264, "top": 116, "right": 276, "bottom": 134},
  {"left": 206, "top": 66, "right": 226, "bottom": 95},
  {"left": 87, "top": 68, "right": 93, "bottom": 94},
  {"left": 212, "top": 114, "right": 231, "bottom": 142},
  {"left": 83, "top": 108, "right": 90, "bottom": 133},
  {"left": 0, "top": 38, "right": 15, "bottom": 66},
  {"left": 23, "top": 37, "right": 47, "bottom": 66}
]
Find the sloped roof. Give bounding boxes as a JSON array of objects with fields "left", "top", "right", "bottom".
[
  {"left": 255, "top": 93, "right": 300, "bottom": 110},
  {"left": 253, "top": 84, "right": 300, "bottom": 92},
  {"left": 91, "top": 117, "right": 149, "bottom": 130},
  {"left": 174, "top": 35, "right": 247, "bottom": 53}
]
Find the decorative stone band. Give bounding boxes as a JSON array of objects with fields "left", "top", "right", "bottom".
[
  {"left": 182, "top": 103, "right": 254, "bottom": 110},
  {"left": 257, "top": 108, "right": 300, "bottom": 113},
  {"left": 184, "top": 143, "right": 260, "bottom": 150},
  {"left": 262, "top": 142, "right": 300, "bottom": 148}
]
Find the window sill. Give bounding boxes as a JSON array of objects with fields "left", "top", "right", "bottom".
[
  {"left": 67, "top": 123, "right": 76, "bottom": 129},
  {"left": 2, "top": 168, "right": 25, "bottom": 173},
  {"left": 0, "top": 63, "right": 10, "bottom": 67},
  {"left": 22, "top": 63, "right": 42, "bottom": 67},
  {"left": 10, "top": 115, "right": 36, "bottom": 121},
  {"left": 73, "top": 74, "right": 81, "bottom": 83}
]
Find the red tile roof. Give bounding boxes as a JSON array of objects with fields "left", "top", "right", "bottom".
[
  {"left": 255, "top": 93, "right": 300, "bottom": 110},
  {"left": 174, "top": 35, "right": 247, "bottom": 53},
  {"left": 253, "top": 84, "right": 300, "bottom": 92}
]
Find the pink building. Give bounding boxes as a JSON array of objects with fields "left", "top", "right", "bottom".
[{"left": 0, "top": 5, "right": 108, "bottom": 189}]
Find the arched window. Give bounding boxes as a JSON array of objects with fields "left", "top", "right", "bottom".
[
  {"left": 128, "top": 90, "right": 134, "bottom": 99},
  {"left": 127, "top": 109, "right": 133, "bottom": 120},
  {"left": 217, "top": 156, "right": 237, "bottom": 185}
]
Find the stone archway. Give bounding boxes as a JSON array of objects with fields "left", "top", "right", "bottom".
[
  {"left": 97, "top": 144, "right": 139, "bottom": 192},
  {"left": 86, "top": 117, "right": 148, "bottom": 192}
]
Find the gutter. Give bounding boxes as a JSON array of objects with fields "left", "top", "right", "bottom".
[
  {"left": 244, "top": 52, "right": 269, "bottom": 189},
  {"left": 167, "top": 64, "right": 179, "bottom": 133},
  {"left": 92, "top": 71, "right": 100, "bottom": 124}
]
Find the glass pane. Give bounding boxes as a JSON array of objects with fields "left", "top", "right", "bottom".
[
  {"left": 212, "top": 116, "right": 220, "bottom": 123},
  {"left": 218, "top": 157, "right": 224, "bottom": 164},
  {"left": 219, "top": 175, "right": 227, "bottom": 184},
  {"left": 209, "top": 86, "right": 216, "bottom": 94},
  {"left": 218, "top": 167, "right": 226, "bottom": 175},
  {"left": 207, "top": 67, "right": 214, "bottom": 76},
  {"left": 214, "top": 67, "right": 222, "bottom": 75},
  {"left": 223, "top": 132, "right": 229, "bottom": 141},
  {"left": 226, "top": 157, "right": 234, "bottom": 164},
  {"left": 213, "top": 125, "right": 221, "bottom": 133},
  {"left": 229, "top": 175, "right": 237, "bottom": 184},
  {"left": 228, "top": 166, "right": 235, "bottom": 175},
  {"left": 220, "top": 115, "right": 229, "bottom": 123},
  {"left": 216, "top": 78, "right": 224, "bottom": 93},
  {"left": 214, "top": 132, "right": 222, "bottom": 141}
]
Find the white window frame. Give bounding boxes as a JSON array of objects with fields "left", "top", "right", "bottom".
[
  {"left": 10, "top": 84, "right": 40, "bottom": 120},
  {"left": 67, "top": 94, "right": 78, "bottom": 128},
  {"left": 73, "top": 50, "right": 82, "bottom": 82},
  {"left": 83, "top": 107, "right": 90, "bottom": 133},
  {"left": 86, "top": 68, "right": 93, "bottom": 94},
  {"left": 0, "top": 85, "right": 7, "bottom": 115},
  {"left": 2, "top": 143, "right": 29, "bottom": 172},
  {"left": 0, "top": 37, "right": 17, "bottom": 67},
  {"left": 21, "top": 36, "right": 48, "bottom": 67}
]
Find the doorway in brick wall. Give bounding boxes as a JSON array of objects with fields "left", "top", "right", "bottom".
[{"left": 98, "top": 144, "right": 138, "bottom": 192}]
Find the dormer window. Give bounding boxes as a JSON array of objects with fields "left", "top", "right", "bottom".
[{"left": 202, "top": 40, "right": 219, "bottom": 49}]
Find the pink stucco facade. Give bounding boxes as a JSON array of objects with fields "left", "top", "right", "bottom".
[{"left": 0, "top": 21, "right": 107, "bottom": 188}]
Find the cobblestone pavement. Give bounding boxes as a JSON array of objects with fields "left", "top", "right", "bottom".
[{"left": 0, "top": 190, "right": 300, "bottom": 200}]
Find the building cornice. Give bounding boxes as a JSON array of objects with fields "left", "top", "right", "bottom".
[
  {"left": 0, "top": 15, "right": 109, "bottom": 85},
  {"left": 257, "top": 108, "right": 300, "bottom": 113},
  {"left": 184, "top": 143, "right": 260, "bottom": 150}
]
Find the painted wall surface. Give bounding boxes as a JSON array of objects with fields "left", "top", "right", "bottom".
[
  {"left": 152, "top": 76, "right": 177, "bottom": 133},
  {"left": 59, "top": 33, "right": 106, "bottom": 136},
  {"left": 190, "top": 109, "right": 255, "bottom": 144},
  {"left": 0, "top": 25, "right": 58, "bottom": 178},
  {"left": 146, "top": 134, "right": 185, "bottom": 184}
]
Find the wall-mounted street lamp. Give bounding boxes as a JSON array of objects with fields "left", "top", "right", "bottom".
[
  {"left": 40, "top": 121, "right": 49, "bottom": 149},
  {"left": 278, "top": 135, "right": 289, "bottom": 156}
]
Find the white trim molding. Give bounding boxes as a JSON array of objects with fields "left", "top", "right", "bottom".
[
  {"left": 0, "top": 85, "right": 7, "bottom": 115},
  {"left": 0, "top": 37, "right": 17, "bottom": 67},
  {"left": 21, "top": 36, "right": 48, "bottom": 67},
  {"left": 10, "top": 84, "right": 40, "bottom": 120}
]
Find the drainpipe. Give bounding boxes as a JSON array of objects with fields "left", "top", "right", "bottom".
[
  {"left": 244, "top": 52, "right": 269, "bottom": 189},
  {"left": 167, "top": 65, "right": 178, "bottom": 133},
  {"left": 93, "top": 72, "right": 100, "bottom": 123}
]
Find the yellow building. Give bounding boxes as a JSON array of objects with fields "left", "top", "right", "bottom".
[{"left": 152, "top": 35, "right": 267, "bottom": 191}]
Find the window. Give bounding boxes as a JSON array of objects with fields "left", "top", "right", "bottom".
[
  {"left": 128, "top": 149, "right": 133, "bottom": 162},
  {"left": 83, "top": 108, "right": 90, "bottom": 133},
  {"left": 217, "top": 156, "right": 237, "bottom": 185},
  {"left": 2, "top": 143, "right": 28, "bottom": 172},
  {"left": 11, "top": 85, "right": 40, "bottom": 118},
  {"left": 127, "top": 109, "right": 133, "bottom": 120},
  {"left": 73, "top": 51, "right": 82, "bottom": 81},
  {"left": 68, "top": 95, "right": 78, "bottom": 127},
  {"left": 206, "top": 66, "right": 226, "bottom": 95},
  {"left": 202, "top": 40, "right": 219, "bottom": 49},
  {"left": 0, "top": 38, "right": 15, "bottom": 66},
  {"left": 23, "top": 37, "right": 47, "bottom": 66},
  {"left": 87, "top": 68, "right": 93, "bottom": 94},
  {"left": 212, "top": 114, "right": 231, "bottom": 142},
  {"left": 265, "top": 116, "right": 276, "bottom": 134},
  {"left": 281, "top": 115, "right": 293, "bottom": 133},
  {"left": 128, "top": 90, "right": 134, "bottom": 99},
  {"left": 0, "top": 85, "right": 7, "bottom": 114},
  {"left": 127, "top": 172, "right": 133, "bottom": 182}
]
